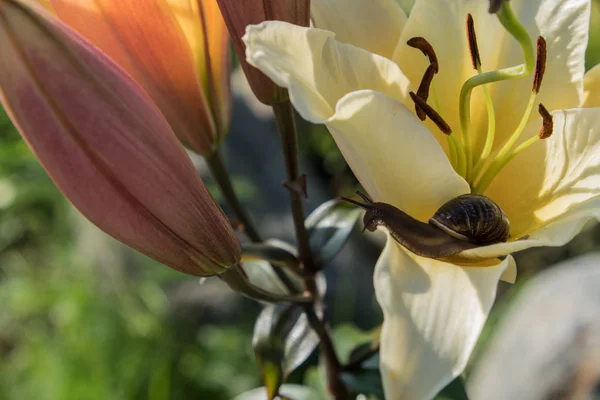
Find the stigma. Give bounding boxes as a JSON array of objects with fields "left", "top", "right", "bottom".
[{"left": 407, "top": 2, "right": 554, "bottom": 195}]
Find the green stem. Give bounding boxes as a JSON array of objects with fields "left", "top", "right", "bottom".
[{"left": 206, "top": 150, "right": 262, "bottom": 242}]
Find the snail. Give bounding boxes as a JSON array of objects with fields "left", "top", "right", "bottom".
[{"left": 343, "top": 192, "right": 510, "bottom": 258}]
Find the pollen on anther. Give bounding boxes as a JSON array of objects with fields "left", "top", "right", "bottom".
[
  {"left": 466, "top": 14, "right": 481, "bottom": 69},
  {"left": 532, "top": 36, "right": 547, "bottom": 93},
  {"left": 538, "top": 103, "right": 553, "bottom": 139},
  {"left": 407, "top": 37, "right": 439, "bottom": 73},
  {"left": 409, "top": 92, "right": 452, "bottom": 134}
]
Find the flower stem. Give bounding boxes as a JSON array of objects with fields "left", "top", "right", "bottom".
[
  {"left": 206, "top": 149, "right": 262, "bottom": 242},
  {"left": 305, "top": 305, "right": 349, "bottom": 399},
  {"left": 271, "top": 97, "right": 316, "bottom": 274},
  {"left": 272, "top": 92, "right": 348, "bottom": 399},
  {"left": 207, "top": 149, "right": 301, "bottom": 293}
]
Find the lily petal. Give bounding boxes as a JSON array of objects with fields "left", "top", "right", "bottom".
[
  {"left": 167, "top": 0, "right": 232, "bottom": 140},
  {"left": 310, "top": 0, "right": 407, "bottom": 59},
  {"left": 328, "top": 90, "right": 469, "bottom": 221},
  {"left": 462, "top": 108, "right": 600, "bottom": 259},
  {"left": 216, "top": 0, "right": 310, "bottom": 105},
  {"left": 51, "top": 0, "right": 216, "bottom": 155},
  {"left": 393, "top": 0, "right": 589, "bottom": 152},
  {"left": 0, "top": 0, "right": 240, "bottom": 276},
  {"left": 486, "top": 108, "right": 600, "bottom": 235},
  {"left": 375, "top": 228, "right": 513, "bottom": 400},
  {"left": 243, "top": 21, "right": 411, "bottom": 123},
  {"left": 460, "top": 195, "right": 600, "bottom": 260},
  {"left": 582, "top": 64, "right": 600, "bottom": 108}
]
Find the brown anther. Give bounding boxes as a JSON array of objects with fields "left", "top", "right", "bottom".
[
  {"left": 532, "top": 36, "right": 547, "bottom": 93},
  {"left": 466, "top": 14, "right": 481, "bottom": 69},
  {"left": 415, "top": 64, "right": 437, "bottom": 120},
  {"left": 537, "top": 103, "right": 553, "bottom": 139},
  {"left": 407, "top": 37, "right": 439, "bottom": 73},
  {"left": 409, "top": 92, "right": 452, "bottom": 135},
  {"left": 488, "top": 0, "right": 507, "bottom": 14}
]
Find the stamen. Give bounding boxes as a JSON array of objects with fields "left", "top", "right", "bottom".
[
  {"left": 466, "top": 13, "right": 498, "bottom": 183},
  {"left": 474, "top": 103, "right": 553, "bottom": 194},
  {"left": 537, "top": 103, "right": 553, "bottom": 139},
  {"left": 407, "top": 37, "right": 439, "bottom": 73},
  {"left": 466, "top": 14, "right": 481, "bottom": 69},
  {"left": 460, "top": 2, "right": 535, "bottom": 182},
  {"left": 415, "top": 64, "right": 436, "bottom": 120},
  {"left": 409, "top": 92, "right": 452, "bottom": 134},
  {"left": 532, "top": 36, "right": 547, "bottom": 93}
]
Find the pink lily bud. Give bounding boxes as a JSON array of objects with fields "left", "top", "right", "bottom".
[
  {"left": 215, "top": 0, "right": 310, "bottom": 104},
  {"left": 0, "top": 0, "right": 241, "bottom": 276},
  {"left": 48, "top": 0, "right": 231, "bottom": 156}
]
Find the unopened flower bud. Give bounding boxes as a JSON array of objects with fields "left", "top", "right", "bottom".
[
  {"left": 0, "top": 0, "right": 241, "bottom": 276},
  {"left": 216, "top": 0, "right": 310, "bottom": 104},
  {"left": 48, "top": 0, "right": 231, "bottom": 155}
]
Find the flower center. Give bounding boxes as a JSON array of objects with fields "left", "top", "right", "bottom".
[{"left": 408, "top": 2, "right": 553, "bottom": 194}]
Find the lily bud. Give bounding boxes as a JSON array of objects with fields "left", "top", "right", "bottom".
[
  {"left": 0, "top": 0, "right": 241, "bottom": 276},
  {"left": 48, "top": 0, "right": 231, "bottom": 156},
  {"left": 215, "top": 0, "right": 310, "bottom": 104}
]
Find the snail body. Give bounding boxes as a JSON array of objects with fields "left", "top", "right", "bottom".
[{"left": 344, "top": 192, "right": 510, "bottom": 259}]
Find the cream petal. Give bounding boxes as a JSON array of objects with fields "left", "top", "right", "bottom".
[
  {"left": 393, "top": 0, "right": 588, "bottom": 152},
  {"left": 243, "top": 21, "right": 411, "bottom": 123},
  {"left": 582, "top": 64, "right": 600, "bottom": 108},
  {"left": 392, "top": 0, "right": 491, "bottom": 137},
  {"left": 310, "top": 0, "right": 407, "bottom": 59},
  {"left": 461, "top": 108, "right": 600, "bottom": 259},
  {"left": 460, "top": 195, "right": 600, "bottom": 260},
  {"left": 328, "top": 90, "right": 469, "bottom": 221},
  {"left": 374, "top": 228, "right": 513, "bottom": 400},
  {"left": 484, "top": 108, "right": 600, "bottom": 236}
]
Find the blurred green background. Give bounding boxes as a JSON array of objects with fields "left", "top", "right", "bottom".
[{"left": 2, "top": 2, "right": 600, "bottom": 399}]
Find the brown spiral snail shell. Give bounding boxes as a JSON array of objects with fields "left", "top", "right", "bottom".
[{"left": 343, "top": 192, "right": 510, "bottom": 258}]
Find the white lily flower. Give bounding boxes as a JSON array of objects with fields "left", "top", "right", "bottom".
[{"left": 242, "top": 0, "right": 598, "bottom": 398}]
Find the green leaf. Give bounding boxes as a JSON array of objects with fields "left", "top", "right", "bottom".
[
  {"left": 434, "top": 377, "right": 470, "bottom": 400},
  {"left": 305, "top": 199, "right": 362, "bottom": 266},
  {"left": 233, "top": 384, "right": 319, "bottom": 400},
  {"left": 242, "top": 239, "right": 301, "bottom": 272},
  {"left": 252, "top": 277, "right": 326, "bottom": 399},
  {"left": 341, "top": 368, "right": 384, "bottom": 399}
]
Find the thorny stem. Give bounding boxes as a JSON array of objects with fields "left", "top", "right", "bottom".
[
  {"left": 272, "top": 91, "right": 348, "bottom": 399},
  {"left": 206, "top": 150, "right": 262, "bottom": 242}
]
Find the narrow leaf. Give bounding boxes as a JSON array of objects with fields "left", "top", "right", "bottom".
[
  {"left": 252, "top": 275, "right": 326, "bottom": 398},
  {"left": 305, "top": 199, "right": 362, "bottom": 266}
]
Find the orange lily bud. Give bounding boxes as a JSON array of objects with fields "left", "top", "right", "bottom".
[
  {"left": 215, "top": 0, "right": 310, "bottom": 104},
  {"left": 0, "top": 0, "right": 241, "bottom": 276},
  {"left": 48, "top": 0, "right": 231, "bottom": 155}
]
